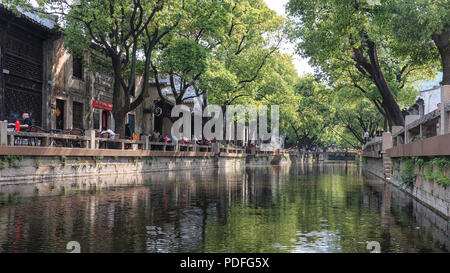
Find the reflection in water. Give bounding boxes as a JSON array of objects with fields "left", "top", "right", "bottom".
[{"left": 0, "top": 163, "right": 448, "bottom": 253}]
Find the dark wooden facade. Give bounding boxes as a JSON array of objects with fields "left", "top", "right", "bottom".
[{"left": 0, "top": 6, "right": 55, "bottom": 126}]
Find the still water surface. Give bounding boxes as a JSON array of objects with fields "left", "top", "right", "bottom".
[{"left": 0, "top": 163, "right": 448, "bottom": 253}]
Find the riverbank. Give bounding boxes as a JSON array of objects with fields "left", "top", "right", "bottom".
[
  {"left": 364, "top": 157, "right": 450, "bottom": 220},
  {"left": 0, "top": 146, "right": 294, "bottom": 184}
]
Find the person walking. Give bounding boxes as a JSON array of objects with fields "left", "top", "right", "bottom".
[{"left": 364, "top": 131, "right": 370, "bottom": 143}]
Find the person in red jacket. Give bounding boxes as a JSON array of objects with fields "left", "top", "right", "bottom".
[{"left": 15, "top": 120, "right": 20, "bottom": 132}]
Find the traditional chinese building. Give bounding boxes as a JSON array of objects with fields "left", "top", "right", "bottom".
[
  {"left": 0, "top": 5, "right": 56, "bottom": 127},
  {"left": 0, "top": 5, "right": 180, "bottom": 137}
]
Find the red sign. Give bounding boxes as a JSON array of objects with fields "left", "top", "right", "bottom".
[{"left": 92, "top": 99, "right": 113, "bottom": 111}]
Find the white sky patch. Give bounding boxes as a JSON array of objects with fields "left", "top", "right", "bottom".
[{"left": 264, "top": 0, "right": 314, "bottom": 76}]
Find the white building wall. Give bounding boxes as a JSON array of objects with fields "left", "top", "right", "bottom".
[{"left": 420, "top": 86, "right": 441, "bottom": 115}]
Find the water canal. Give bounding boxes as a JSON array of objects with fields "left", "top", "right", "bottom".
[{"left": 0, "top": 163, "right": 448, "bottom": 253}]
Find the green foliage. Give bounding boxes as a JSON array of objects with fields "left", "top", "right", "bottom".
[
  {"left": 34, "top": 159, "right": 41, "bottom": 169},
  {"left": 134, "top": 156, "right": 142, "bottom": 165},
  {"left": 422, "top": 157, "right": 450, "bottom": 187},
  {"left": 72, "top": 158, "right": 80, "bottom": 170},
  {"left": 50, "top": 161, "right": 58, "bottom": 170},
  {"left": 396, "top": 156, "right": 450, "bottom": 188},
  {"left": 380, "top": 0, "right": 449, "bottom": 78},
  {"left": 361, "top": 157, "right": 367, "bottom": 164},
  {"left": 4, "top": 155, "right": 23, "bottom": 168},
  {"left": 60, "top": 156, "right": 67, "bottom": 167},
  {"left": 93, "top": 156, "right": 103, "bottom": 166},
  {"left": 412, "top": 135, "right": 427, "bottom": 142},
  {"left": 399, "top": 158, "right": 417, "bottom": 188},
  {"left": 0, "top": 157, "right": 6, "bottom": 170},
  {"left": 286, "top": 0, "right": 436, "bottom": 126},
  {"left": 391, "top": 158, "right": 400, "bottom": 173}
]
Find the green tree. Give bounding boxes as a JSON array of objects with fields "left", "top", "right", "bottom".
[
  {"left": 151, "top": 0, "right": 232, "bottom": 107},
  {"left": 286, "top": 0, "right": 434, "bottom": 127},
  {"left": 382, "top": 0, "right": 450, "bottom": 85},
  {"left": 285, "top": 75, "right": 335, "bottom": 150},
  {"left": 7, "top": 0, "right": 182, "bottom": 135},
  {"left": 200, "top": 0, "right": 284, "bottom": 107},
  {"left": 332, "top": 87, "right": 384, "bottom": 145}
]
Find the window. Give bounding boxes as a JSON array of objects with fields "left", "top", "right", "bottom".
[
  {"left": 56, "top": 99, "right": 65, "bottom": 130},
  {"left": 73, "top": 56, "right": 83, "bottom": 79},
  {"left": 73, "top": 101, "right": 83, "bottom": 129}
]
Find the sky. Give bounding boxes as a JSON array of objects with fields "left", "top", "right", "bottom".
[{"left": 264, "top": 0, "right": 314, "bottom": 76}]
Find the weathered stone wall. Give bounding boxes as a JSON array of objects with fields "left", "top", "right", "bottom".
[
  {"left": 246, "top": 154, "right": 293, "bottom": 166},
  {"left": 364, "top": 157, "right": 450, "bottom": 218},
  {"left": 390, "top": 160, "right": 449, "bottom": 219},
  {"left": 0, "top": 153, "right": 289, "bottom": 184},
  {"left": 364, "top": 158, "right": 385, "bottom": 179},
  {"left": 0, "top": 155, "right": 218, "bottom": 184}
]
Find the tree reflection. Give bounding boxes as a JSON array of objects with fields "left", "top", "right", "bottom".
[{"left": 0, "top": 164, "right": 447, "bottom": 253}]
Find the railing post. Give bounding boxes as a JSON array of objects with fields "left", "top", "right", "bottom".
[
  {"left": 212, "top": 143, "right": 220, "bottom": 155},
  {"left": 144, "top": 135, "right": 149, "bottom": 150},
  {"left": 0, "top": 121, "right": 7, "bottom": 146},
  {"left": 85, "top": 130, "right": 96, "bottom": 149}
]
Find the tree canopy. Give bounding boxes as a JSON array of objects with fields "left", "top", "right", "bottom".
[{"left": 286, "top": 0, "right": 438, "bottom": 128}]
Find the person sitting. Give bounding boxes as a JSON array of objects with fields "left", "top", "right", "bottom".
[
  {"left": 22, "top": 113, "right": 32, "bottom": 127},
  {"left": 152, "top": 131, "right": 159, "bottom": 142},
  {"left": 192, "top": 135, "right": 198, "bottom": 144},
  {"left": 100, "top": 126, "right": 115, "bottom": 139}
]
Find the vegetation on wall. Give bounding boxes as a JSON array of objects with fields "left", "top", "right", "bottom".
[
  {"left": 395, "top": 156, "right": 450, "bottom": 188},
  {"left": 422, "top": 157, "right": 450, "bottom": 187},
  {"left": 60, "top": 156, "right": 67, "bottom": 167}
]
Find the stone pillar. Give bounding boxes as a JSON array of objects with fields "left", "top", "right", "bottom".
[
  {"left": 382, "top": 132, "right": 393, "bottom": 153},
  {"left": 85, "top": 129, "right": 96, "bottom": 149},
  {"left": 144, "top": 135, "right": 149, "bottom": 150},
  {"left": 0, "top": 121, "right": 7, "bottom": 146},
  {"left": 440, "top": 85, "right": 450, "bottom": 135},
  {"left": 212, "top": 143, "right": 220, "bottom": 155}
]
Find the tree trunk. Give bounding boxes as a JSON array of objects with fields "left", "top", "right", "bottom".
[
  {"left": 432, "top": 29, "right": 450, "bottom": 85},
  {"left": 142, "top": 98, "right": 153, "bottom": 135},
  {"left": 366, "top": 42, "right": 405, "bottom": 127},
  {"left": 111, "top": 61, "right": 128, "bottom": 138},
  {"left": 113, "top": 112, "right": 126, "bottom": 139},
  {"left": 353, "top": 39, "right": 405, "bottom": 127}
]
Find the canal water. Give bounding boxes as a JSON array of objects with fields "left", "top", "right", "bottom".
[{"left": 0, "top": 163, "right": 448, "bottom": 253}]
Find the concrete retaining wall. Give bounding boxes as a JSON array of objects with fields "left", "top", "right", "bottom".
[
  {"left": 390, "top": 160, "right": 449, "bottom": 218},
  {"left": 364, "top": 157, "right": 450, "bottom": 219},
  {"left": 364, "top": 158, "right": 385, "bottom": 179},
  {"left": 0, "top": 153, "right": 293, "bottom": 184}
]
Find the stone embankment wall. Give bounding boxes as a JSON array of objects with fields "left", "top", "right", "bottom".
[
  {"left": 364, "top": 156, "right": 449, "bottom": 219},
  {"left": 363, "top": 132, "right": 450, "bottom": 219},
  {"left": 0, "top": 152, "right": 294, "bottom": 184}
]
